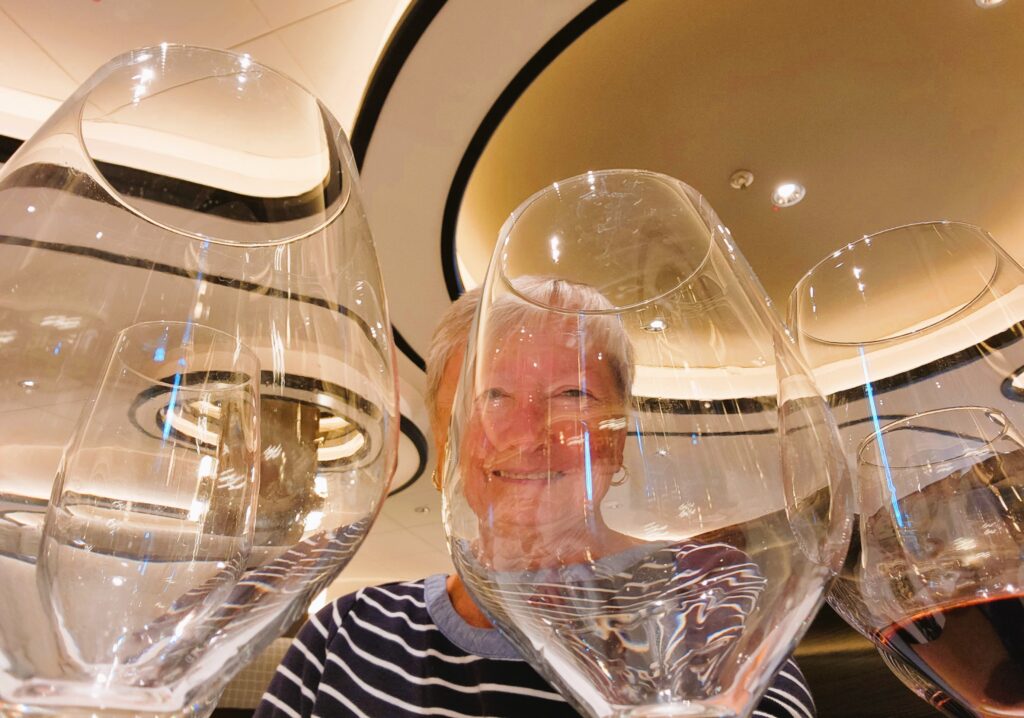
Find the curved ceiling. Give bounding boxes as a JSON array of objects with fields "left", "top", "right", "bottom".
[
  {"left": 455, "top": 0, "right": 1024, "bottom": 307},
  {"left": 3, "top": 0, "right": 1023, "bottom": 594}
]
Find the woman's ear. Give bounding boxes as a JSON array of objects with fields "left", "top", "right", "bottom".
[{"left": 612, "top": 422, "right": 627, "bottom": 465}]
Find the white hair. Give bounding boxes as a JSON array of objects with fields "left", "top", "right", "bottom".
[
  {"left": 424, "top": 277, "right": 633, "bottom": 428},
  {"left": 425, "top": 287, "right": 482, "bottom": 425},
  {"left": 488, "top": 276, "right": 634, "bottom": 400}
]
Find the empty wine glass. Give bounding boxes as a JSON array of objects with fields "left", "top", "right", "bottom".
[
  {"left": 37, "top": 321, "right": 259, "bottom": 703},
  {"left": 788, "top": 220, "right": 1024, "bottom": 717},
  {"left": 443, "top": 170, "right": 851, "bottom": 718},
  {"left": 0, "top": 44, "right": 397, "bottom": 717},
  {"left": 857, "top": 406, "right": 1024, "bottom": 717}
]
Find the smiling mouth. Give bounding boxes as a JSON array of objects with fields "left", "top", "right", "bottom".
[{"left": 488, "top": 470, "right": 564, "bottom": 482}]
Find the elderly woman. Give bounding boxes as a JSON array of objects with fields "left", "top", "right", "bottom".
[{"left": 256, "top": 282, "right": 816, "bottom": 718}]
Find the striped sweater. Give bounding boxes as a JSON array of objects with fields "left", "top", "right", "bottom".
[{"left": 256, "top": 574, "right": 815, "bottom": 717}]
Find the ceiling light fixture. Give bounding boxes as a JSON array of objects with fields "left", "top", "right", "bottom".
[
  {"left": 976, "top": 0, "right": 1005, "bottom": 7},
  {"left": 772, "top": 182, "right": 806, "bottom": 208},
  {"left": 729, "top": 169, "right": 754, "bottom": 189}
]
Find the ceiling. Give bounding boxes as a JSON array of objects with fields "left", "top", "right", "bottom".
[
  {"left": 457, "top": 0, "right": 1024, "bottom": 306},
  {"left": 0, "top": 0, "right": 407, "bottom": 137},
  {"left": 0, "top": 0, "right": 461, "bottom": 604},
  {"left": 2, "top": 0, "right": 1024, "bottom": 606}
]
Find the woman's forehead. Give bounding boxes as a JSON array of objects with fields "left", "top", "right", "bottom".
[{"left": 479, "top": 335, "right": 616, "bottom": 381}]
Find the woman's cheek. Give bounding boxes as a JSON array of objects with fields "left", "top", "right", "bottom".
[{"left": 459, "top": 418, "right": 491, "bottom": 516}]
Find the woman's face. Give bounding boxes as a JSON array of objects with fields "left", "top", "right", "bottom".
[{"left": 458, "top": 321, "right": 627, "bottom": 533}]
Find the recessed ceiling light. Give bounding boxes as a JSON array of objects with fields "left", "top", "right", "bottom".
[
  {"left": 772, "top": 182, "right": 806, "bottom": 208},
  {"left": 643, "top": 318, "right": 667, "bottom": 333}
]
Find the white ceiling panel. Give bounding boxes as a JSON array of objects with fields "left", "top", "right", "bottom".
[
  {"left": 379, "top": 467, "right": 442, "bottom": 530},
  {"left": 273, "top": 0, "right": 403, "bottom": 132},
  {"left": 0, "top": 8, "right": 75, "bottom": 101},
  {"left": 0, "top": 0, "right": 271, "bottom": 83},
  {"left": 250, "top": 0, "right": 348, "bottom": 30}
]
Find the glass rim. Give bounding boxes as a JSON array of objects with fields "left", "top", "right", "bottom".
[
  {"left": 74, "top": 43, "right": 349, "bottom": 248},
  {"left": 856, "top": 405, "right": 1009, "bottom": 469},
  {"left": 497, "top": 168, "right": 714, "bottom": 315},
  {"left": 789, "top": 220, "right": 999, "bottom": 347},
  {"left": 115, "top": 320, "right": 260, "bottom": 390}
]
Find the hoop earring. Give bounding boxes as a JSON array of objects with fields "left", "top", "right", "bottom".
[{"left": 610, "top": 466, "right": 629, "bottom": 487}]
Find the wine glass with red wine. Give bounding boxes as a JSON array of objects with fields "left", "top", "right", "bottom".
[
  {"left": 787, "top": 220, "right": 1024, "bottom": 717},
  {"left": 856, "top": 406, "right": 1024, "bottom": 717}
]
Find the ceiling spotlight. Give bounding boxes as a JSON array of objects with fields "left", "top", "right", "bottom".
[
  {"left": 772, "top": 182, "right": 806, "bottom": 208},
  {"left": 643, "top": 318, "right": 667, "bottom": 333},
  {"left": 976, "top": 0, "right": 1005, "bottom": 7}
]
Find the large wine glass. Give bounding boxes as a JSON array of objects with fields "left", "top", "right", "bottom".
[
  {"left": 0, "top": 45, "right": 397, "bottom": 717},
  {"left": 788, "top": 220, "right": 1024, "bottom": 717},
  {"left": 442, "top": 169, "right": 852, "bottom": 718},
  {"left": 38, "top": 321, "right": 260, "bottom": 701},
  {"left": 858, "top": 406, "right": 1024, "bottom": 716}
]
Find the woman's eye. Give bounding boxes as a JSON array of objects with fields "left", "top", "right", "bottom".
[
  {"left": 481, "top": 388, "right": 510, "bottom": 404},
  {"left": 557, "top": 388, "right": 592, "bottom": 400}
]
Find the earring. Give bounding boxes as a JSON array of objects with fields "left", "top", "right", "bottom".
[{"left": 611, "top": 466, "right": 629, "bottom": 487}]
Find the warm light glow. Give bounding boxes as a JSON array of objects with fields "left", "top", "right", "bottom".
[
  {"left": 304, "top": 510, "right": 324, "bottom": 532},
  {"left": 40, "top": 315, "right": 81, "bottom": 330},
  {"left": 771, "top": 182, "right": 806, "bottom": 208},
  {"left": 643, "top": 318, "right": 667, "bottom": 332},
  {"left": 187, "top": 499, "right": 206, "bottom": 522},
  {"left": 314, "top": 475, "right": 329, "bottom": 498},
  {"left": 307, "top": 589, "right": 328, "bottom": 616}
]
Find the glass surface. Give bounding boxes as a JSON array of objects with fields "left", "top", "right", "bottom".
[
  {"left": 0, "top": 46, "right": 397, "bottom": 717},
  {"left": 443, "top": 170, "right": 852, "bottom": 718},
  {"left": 859, "top": 407, "right": 1024, "bottom": 717},
  {"left": 39, "top": 321, "right": 259, "bottom": 693},
  {"left": 788, "top": 221, "right": 1024, "bottom": 717}
]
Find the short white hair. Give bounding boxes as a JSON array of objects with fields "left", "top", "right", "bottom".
[
  {"left": 424, "top": 278, "right": 633, "bottom": 426},
  {"left": 425, "top": 287, "right": 482, "bottom": 425},
  {"left": 488, "top": 276, "right": 634, "bottom": 400}
]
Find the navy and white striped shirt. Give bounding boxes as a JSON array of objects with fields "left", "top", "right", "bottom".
[{"left": 256, "top": 574, "right": 815, "bottom": 718}]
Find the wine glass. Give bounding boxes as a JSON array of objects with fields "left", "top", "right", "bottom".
[
  {"left": 0, "top": 45, "right": 398, "bottom": 717},
  {"left": 857, "top": 406, "right": 1024, "bottom": 717},
  {"left": 37, "top": 321, "right": 259, "bottom": 700},
  {"left": 442, "top": 169, "right": 852, "bottom": 718},
  {"left": 788, "top": 220, "right": 1024, "bottom": 717}
]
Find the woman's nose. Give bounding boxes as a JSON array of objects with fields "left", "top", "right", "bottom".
[{"left": 483, "top": 398, "right": 547, "bottom": 452}]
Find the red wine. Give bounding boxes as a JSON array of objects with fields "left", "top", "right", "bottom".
[{"left": 876, "top": 593, "right": 1024, "bottom": 715}]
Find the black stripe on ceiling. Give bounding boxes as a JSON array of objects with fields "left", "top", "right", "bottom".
[
  {"left": 391, "top": 415, "right": 430, "bottom": 495},
  {"left": 350, "top": 0, "right": 447, "bottom": 168},
  {"left": 0, "top": 135, "right": 20, "bottom": 165},
  {"left": 0, "top": 232, "right": 430, "bottom": 489},
  {"left": 1, "top": 130, "right": 427, "bottom": 372},
  {"left": 349, "top": 0, "right": 446, "bottom": 374},
  {"left": 0, "top": 233, "right": 380, "bottom": 349},
  {"left": 439, "top": 0, "right": 628, "bottom": 300}
]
